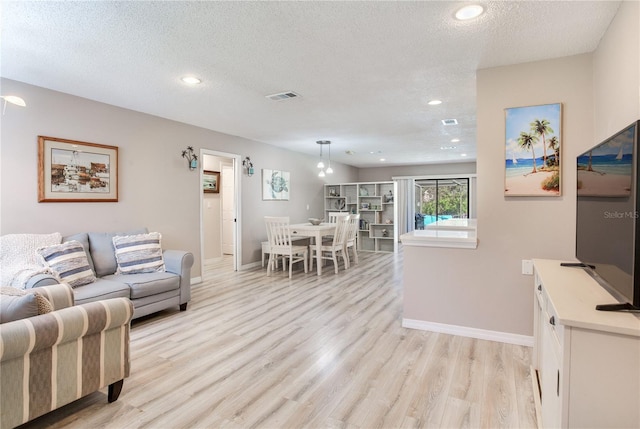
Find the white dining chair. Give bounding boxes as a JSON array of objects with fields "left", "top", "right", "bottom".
[
  {"left": 328, "top": 212, "right": 349, "bottom": 223},
  {"left": 345, "top": 213, "right": 360, "bottom": 268},
  {"left": 310, "top": 215, "right": 350, "bottom": 274},
  {"left": 264, "top": 216, "right": 308, "bottom": 278}
]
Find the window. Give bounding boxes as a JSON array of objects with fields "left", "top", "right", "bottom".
[{"left": 415, "top": 178, "right": 469, "bottom": 227}]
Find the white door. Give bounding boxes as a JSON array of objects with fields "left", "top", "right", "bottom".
[{"left": 222, "top": 164, "right": 235, "bottom": 255}]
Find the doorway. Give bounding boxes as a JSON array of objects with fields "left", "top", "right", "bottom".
[{"left": 200, "top": 150, "right": 241, "bottom": 275}]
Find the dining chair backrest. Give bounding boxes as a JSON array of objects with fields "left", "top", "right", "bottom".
[
  {"left": 347, "top": 213, "right": 360, "bottom": 243},
  {"left": 332, "top": 214, "right": 351, "bottom": 246},
  {"left": 328, "top": 212, "right": 349, "bottom": 224},
  {"left": 264, "top": 216, "right": 293, "bottom": 250}
]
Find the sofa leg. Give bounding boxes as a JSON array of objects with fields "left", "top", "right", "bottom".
[
  {"left": 179, "top": 303, "right": 188, "bottom": 311},
  {"left": 108, "top": 380, "right": 124, "bottom": 403}
]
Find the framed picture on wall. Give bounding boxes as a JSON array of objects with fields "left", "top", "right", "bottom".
[
  {"left": 262, "top": 169, "right": 290, "bottom": 200},
  {"left": 203, "top": 170, "right": 220, "bottom": 193},
  {"left": 505, "top": 103, "right": 562, "bottom": 196},
  {"left": 38, "top": 136, "right": 118, "bottom": 202}
]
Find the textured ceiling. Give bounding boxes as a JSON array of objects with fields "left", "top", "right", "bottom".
[{"left": 0, "top": 1, "right": 620, "bottom": 167}]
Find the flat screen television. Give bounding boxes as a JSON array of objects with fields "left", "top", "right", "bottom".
[{"left": 574, "top": 120, "right": 640, "bottom": 311}]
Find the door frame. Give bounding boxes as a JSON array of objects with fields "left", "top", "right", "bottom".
[{"left": 199, "top": 149, "right": 242, "bottom": 273}]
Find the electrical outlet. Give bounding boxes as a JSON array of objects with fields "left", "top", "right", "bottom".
[{"left": 522, "top": 259, "right": 534, "bottom": 275}]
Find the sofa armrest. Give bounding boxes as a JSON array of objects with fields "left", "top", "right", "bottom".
[
  {"left": 32, "top": 283, "right": 75, "bottom": 310},
  {"left": 24, "top": 273, "right": 59, "bottom": 289},
  {"left": 163, "top": 250, "right": 194, "bottom": 305},
  {"left": 0, "top": 297, "right": 133, "bottom": 360}
]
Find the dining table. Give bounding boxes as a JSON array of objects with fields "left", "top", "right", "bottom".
[{"left": 289, "top": 222, "right": 337, "bottom": 276}]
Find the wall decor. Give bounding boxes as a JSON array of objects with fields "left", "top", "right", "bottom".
[
  {"left": 505, "top": 103, "right": 562, "bottom": 196},
  {"left": 262, "top": 169, "right": 290, "bottom": 200},
  {"left": 38, "top": 136, "right": 118, "bottom": 202},
  {"left": 203, "top": 170, "right": 220, "bottom": 193}
]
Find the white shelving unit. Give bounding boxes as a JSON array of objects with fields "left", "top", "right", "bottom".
[{"left": 324, "top": 182, "right": 398, "bottom": 253}]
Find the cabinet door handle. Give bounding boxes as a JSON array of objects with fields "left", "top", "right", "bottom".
[
  {"left": 557, "top": 370, "right": 560, "bottom": 396},
  {"left": 549, "top": 316, "right": 555, "bottom": 325}
]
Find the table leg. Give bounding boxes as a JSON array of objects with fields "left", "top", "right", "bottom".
[{"left": 315, "top": 231, "right": 322, "bottom": 275}]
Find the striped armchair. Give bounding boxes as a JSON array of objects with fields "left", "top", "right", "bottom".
[{"left": 0, "top": 283, "right": 133, "bottom": 428}]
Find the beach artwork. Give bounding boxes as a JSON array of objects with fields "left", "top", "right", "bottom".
[
  {"left": 505, "top": 103, "right": 562, "bottom": 196},
  {"left": 577, "top": 125, "right": 634, "bottom": 197}
]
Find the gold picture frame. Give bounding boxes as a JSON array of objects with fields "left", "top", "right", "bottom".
[{"left": 38, "top": 136, "right": 118, "bottom": 202}]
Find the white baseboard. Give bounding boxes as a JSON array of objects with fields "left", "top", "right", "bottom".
[
  {"left": 402, "top": 318, "right": 534, "bottom": 347},
  {"left": 241, "top": 261, "right": 262, "bottom": 270}
]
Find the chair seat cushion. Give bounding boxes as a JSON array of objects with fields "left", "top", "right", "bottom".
[{"left": 104, "top": 272, "right": 179, "bottom": 299}]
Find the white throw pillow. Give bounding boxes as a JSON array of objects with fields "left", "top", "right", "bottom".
[
  {"left": 37, "top": 240, "right": 96, "bottom": 287},
  {"left": 112, "top": 232, "right": 165, "bottom": 274}
]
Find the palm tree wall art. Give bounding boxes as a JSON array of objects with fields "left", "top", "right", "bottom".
[{"left": 505, "top": 103, "right": 562, "bottom": 196}]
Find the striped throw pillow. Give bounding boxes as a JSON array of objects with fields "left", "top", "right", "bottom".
[
  {"left": 112, "top": 232, "right": 165, "bottom": 274},
  {"left": 37, "top": 240, "right": 96, "bottom": 287}
]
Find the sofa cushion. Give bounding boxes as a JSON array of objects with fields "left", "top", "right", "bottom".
[
  {"left": 88, "top": 228, "right": 147, "bottom": 277},
  {"left": 37, "top": 240, "right": 96, "bottom": 287},
  {"left": 112, "top": 232, "right": 165, "bottom": 274},
  {"left": 0, "top": 287, "right": 53, "bottom": 323},
  {"left": 104, "top": 272, "right": 179, "bottom": 299},
  {"left": 72, "top": 278, "right": 130, "bottom": 305}
]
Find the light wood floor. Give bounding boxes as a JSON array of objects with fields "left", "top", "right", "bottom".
[{"left": 21, "top": 250, "right": 537, "bottom": 429}]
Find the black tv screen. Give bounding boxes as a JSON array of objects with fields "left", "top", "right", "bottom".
[{"left": 576, "top": 120, "right": 639, "bottom": 310}]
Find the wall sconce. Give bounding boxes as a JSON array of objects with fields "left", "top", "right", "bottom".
[
  {"left": 243, "top": 156, "right": 254, "bottom": 177},
  {"left": 1, "top": 95, "right": 26, "bottom": 115},
  {"left": 181, "top": 146, "right": 198, "bottom": 170}
]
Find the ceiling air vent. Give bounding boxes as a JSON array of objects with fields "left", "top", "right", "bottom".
[
  {"left": 441, "top": 118, "right": 458, "bottom": 126},
  {"left": 265, "top": 91, "right": 300, "bottom": 101}
]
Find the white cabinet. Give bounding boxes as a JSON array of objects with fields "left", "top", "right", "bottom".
[
  {"left": 532, "top": 259, "right": 640, "bottom": 428},
  {"left": 324, "top": 182, "right": 397, "bottom": 253}
]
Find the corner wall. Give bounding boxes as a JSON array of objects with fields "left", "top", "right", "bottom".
[{"left": 474, "top": 54, "right": 592, "bottom": 335}]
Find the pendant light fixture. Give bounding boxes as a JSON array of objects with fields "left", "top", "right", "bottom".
[{"left": 316, "top": 140, "right": 333, "bottom": 177}]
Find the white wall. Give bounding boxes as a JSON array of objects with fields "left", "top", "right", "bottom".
[
  {"left": 592, "top": 0, "right": 640, "bottom": 142},
  {"left": 474, "top": 54, "right": 593, "bottom": 335},
  {"left": 0, "top": 79, "right": 359, "bottom": 277}
]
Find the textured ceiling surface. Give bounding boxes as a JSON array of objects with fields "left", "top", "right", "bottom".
[{"left": 1, "top": 1, "right": 620, "bottom": 167}]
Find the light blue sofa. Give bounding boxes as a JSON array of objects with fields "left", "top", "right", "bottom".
[{"left": 26, "top": 228, "right": 194, "bottom": 320}]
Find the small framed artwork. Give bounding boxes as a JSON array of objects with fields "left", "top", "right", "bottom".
[
  {"left": 262, "top": 169, "right": 290, "bottom": 200},
  {"left": 361, "top": 202, "right": 370, "bottom": 210},
  {"left": 38, "top": 136, "right": 118, "bottom": 202},
  {"left": 203, "top": 170, "right": 220, "bottom": 193},
  {"left": 505, "top": 103, "right": 562, "bottom": 197}
]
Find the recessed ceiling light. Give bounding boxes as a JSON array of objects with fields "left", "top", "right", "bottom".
[
  {"left": 428, "top": 100, "right": 442, "bottom": 105},
  {"left": 451, "top": 138, "right": 460, "bottom": 143},
  {"left": 461, "top": 153, "right": 468, "bottom": 157},
  {"left": 440, "top": 146, "right": 457, "bottom": 150},
  {"left": 442, "top": 119, "right": 458, "bottom": 126},
  {"left": 455, "top": 5, "right": 484, "bottom": 21},
  {"left": 181, "top": 76, "right": 202, "bottom": 85},
  {"left": 380, "top": 158, "right": 386, "bottom": 162}
]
